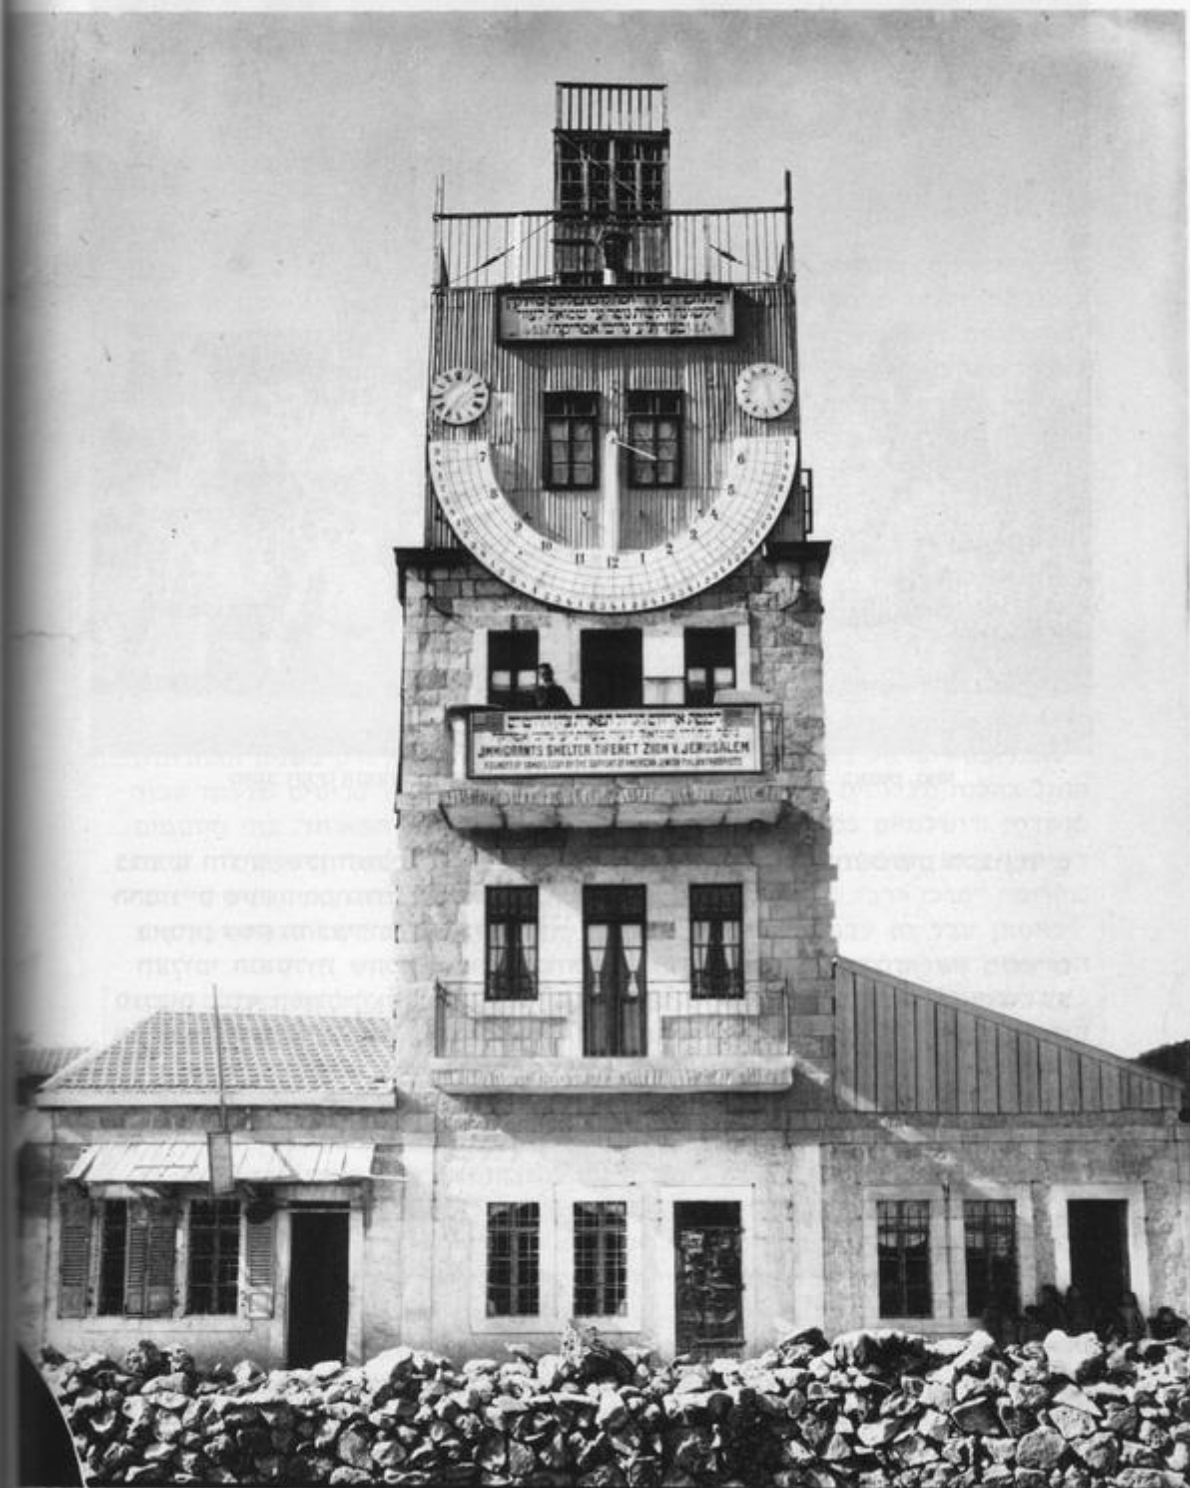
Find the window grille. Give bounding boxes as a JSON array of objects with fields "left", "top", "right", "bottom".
[
  {"left": 963, "top": 1199, "right": 1019, "bottom": 1316},
  {"left": 690, "top": 884, "right": 744, "bottom": 999},
  {"left": 186, "top": 1199, "right": 241, "bottom": 1315},
  {"left": 488, "top": 630, "right": 539, "bottom": 709},
  {"left": 544, "top": 392, "right": 599, "bottom": 489},
  {"left": 486, "top": 1202, "right": 540, "bottom": 1316},
  {"left": 556, "top": 136, "right": 665, "bottom": 218},
  {"left": 626, "top": 391, "right": 682, "bottom": 488},
  {"left": 485, "top": 886, "right": 538, "bottom": 1001},
  {"left": 877, "top": 1199, "right": 933, "bottom": 1317},
  {"left": 573, "top": 1201, "right": 628, "bottom": 1316}
]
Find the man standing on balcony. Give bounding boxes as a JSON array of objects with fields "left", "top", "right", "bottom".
[{"left": 534, "top": 663, "right": 573, "bottom": 709}]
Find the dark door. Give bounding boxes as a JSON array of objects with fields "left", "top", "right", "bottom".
[
  {"left": 1067, "top": 1199, "right": 1130, "bottom": 1315},
  {"left": 674, "top": 1201, "right": 744, "bottom": 1356},
  {"left": 581, "top": 629, "right": 642, "bottom": 708},
  {"left": 287, "top": 1206, "right": 350, "bottom": 1368},
  {"left": 583, "top": 885, "right": 646, "bottom": 1056}
]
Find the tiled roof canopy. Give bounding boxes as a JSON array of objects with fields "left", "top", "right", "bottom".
[
  {"left": 15, "top": 1045, "right": 90, "bottom": 1078},
  {"left": 37, "top": 1009, "right": 393, "bottom": 1103}
]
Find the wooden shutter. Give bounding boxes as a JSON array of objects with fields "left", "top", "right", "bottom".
[
  {"left": 124, "top": 1199, "right": 177, "bottom": 1317},
  {"left": 57, "top": 1194, "right": 92, "bottom": 1318},
  {"left": 243, "top": 1211, "right": 275, "bottom": 1318},
  {"left": 146, "top": 1200, "right": 178, "bottom": 1317}
]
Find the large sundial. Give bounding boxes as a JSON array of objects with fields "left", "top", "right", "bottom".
[{"left": 428, "top": 432, "right": 799, "bottom": 613}]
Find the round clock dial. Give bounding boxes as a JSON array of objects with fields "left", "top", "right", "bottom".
[
  {"left": 736, "top": 361, "right": 796, "bottom": 421},
  {"left": 430, "top": 367, "right": 490, "bottom": 426},
  {"left": 429, "top": 437, "right": 799, "bottom": 614}
]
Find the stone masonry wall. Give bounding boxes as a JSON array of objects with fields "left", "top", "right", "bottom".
[{"left": 393, "top": 550, "right": 837, "bottom": 1082}]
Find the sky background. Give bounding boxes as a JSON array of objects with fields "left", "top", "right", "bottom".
[{"left": 9, "top": 7, "right": 1188, "bottom": 1056}]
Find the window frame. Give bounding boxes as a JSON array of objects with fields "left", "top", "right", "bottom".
[
  {"left": 543, "top": 392, "right": 599, "bottom": 490},
  {"left": 876, "top": 1197, "right": 934, "bottom": 1319},
  {"left": 572, "top": 1199, "right": 629, "bottom": 1319},
  {"left": 555, "top": 135, "right": 666, "bottom": 219},
  {"left": 962, "top": 1198, "right": 1020, "bottom": 1320},
  {"left": 683, "top": 627, "right": 736, "bottom": 707},
  {"left": 484, "top": 885, "right": 539, "bottom": 1003},
  {"left": 185, "top": 1197, "right": 242, "bottom": 1316},
  {"left": 484, "top": 1200, "right": 542, "bottom": 1319},
  {"left": 626, "top": 390, "right": 683, "bottom": 489},
  {"left": 487, "top": 630, "right": 540, "bottom": 711},
  {"left": 689, "top": 883, "right": 745, "bottom": 1000}
]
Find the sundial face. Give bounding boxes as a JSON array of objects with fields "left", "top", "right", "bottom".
[{"left": 428, "top": 435, "right": 799, "bottom": 613}]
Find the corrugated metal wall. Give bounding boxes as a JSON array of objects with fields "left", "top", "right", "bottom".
[
  {"left": 424, "top": 285, "right": 804, "bottom": 549},
  {"left": 833, "top": 959, "right": 1181, "bottom": 1116}
]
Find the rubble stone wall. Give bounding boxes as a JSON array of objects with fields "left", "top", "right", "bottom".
[{"left": 43, "top": 1324, "right": 1190, "bottom": 1487}]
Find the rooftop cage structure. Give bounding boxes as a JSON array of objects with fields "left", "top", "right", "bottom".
[{"left": 433, "top": 82, "right": 794, "bottom": 291}]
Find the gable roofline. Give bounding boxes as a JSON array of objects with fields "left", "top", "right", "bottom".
[{"left": 835, "top": 956, "right": 1184, "bottom": 1094}]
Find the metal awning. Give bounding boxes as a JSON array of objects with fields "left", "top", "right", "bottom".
[{"left": 67, "top": 1141, "right": 378, "bottom": 1186}]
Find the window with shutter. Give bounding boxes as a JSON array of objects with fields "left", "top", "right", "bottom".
[
  {"left": 123, "top": 1200, "right": 178, "bottom": 1318},
  {"left": 243, "top": 1211, "right": 276, "bottom": 1319},
  {"left": 57, "top": 1194, "right": 92, "bottom": 1319}
]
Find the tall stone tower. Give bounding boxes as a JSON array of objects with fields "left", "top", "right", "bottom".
[{"left": 394, "top": 82, "right": 836, "bottom": 1358}]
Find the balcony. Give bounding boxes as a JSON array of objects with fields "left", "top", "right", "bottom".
[
  {"left": 441, "top": 703, "right": 792, "bottom": 830},
  {"left": 430, "top": 979, "right": 795, "bottom": 1093},
  {"left": 433, "top": 204, "right": 792, "bottom": 292}
]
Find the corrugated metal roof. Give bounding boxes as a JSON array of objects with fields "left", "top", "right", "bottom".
[
  {"left": 38, "top": 1010, "right": 393, "bottom": 1099},
  {"left": 67, "top": 1141, "right": 378, "bottom": 1185},
  {"left": 834, "top": 957, "right": 1185, "bottom": 1117}
]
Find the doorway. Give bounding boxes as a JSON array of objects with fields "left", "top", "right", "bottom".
[
  {"left": 673, "top": 1201, "right": 744, "bottom": 1356},
  {"left": 581, "top": 629, "right": 642, "bottom": 708},
  {"left": 287, "top": 1205, "right": 350, "bottom": 1368},
  {"left": 583, "top": 885, "right": 646, "bottom": 1056},
  {"left": 1067, "top": 1199, "right": 1130, "bottom": 1314}
]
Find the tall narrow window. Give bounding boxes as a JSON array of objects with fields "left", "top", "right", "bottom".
[
  {"left": 626, "top": 391, "right": 682, "bottom": 487},
  {"left": 186, "top": 1199, "right": 241, "bottom": 1315},
  {"left": 877, "top": 1199, "right": 933, "bottom": 1317},
  {"left": 486, "top": 886, "right": 538, "bottom": 1001},
  {"left": 690, "top": 884, "right": 744, "bottom": 999},
  {"left": 97, "top": 1199, "right": 177, "bottom": 1318},
  {"left": 684, "top": 628, "right": 736, "bottom": 706},
  {"left": 97, "top": 1201, "right": 128, "bottom": 1316},
  {"left": 543, "top": 393, "right": 599, "bottom": 489},
  {"left": 488, "top": 630, "right": 539, "bottom": 709},
  {"left": 486, "top": 1202, "right": 540, "bottom": 1316},
  {"left": 964, "top": 1199, "right": 1019, "bottom": 1317},
  {"left": 574, "top": 1201, "right": 628, "bottom": 1316}
]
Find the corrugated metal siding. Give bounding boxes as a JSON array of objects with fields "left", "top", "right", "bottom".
[
  {"left": 68, "top": 1142, "right": 378, "bottom": 1185},
  {"left": 424, "top": 285, "right": 804, "bottom": 549},
  {"left": 832, "top": 959, "right": 1181, "bottom": 1116}
]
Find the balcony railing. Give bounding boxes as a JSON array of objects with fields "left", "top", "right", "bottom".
[
  {"left": 433, "top": 205, "right": 793, "bottom": 291},
  {"left": 434, "top": 979, "right": 790, "bottom": 1061}
]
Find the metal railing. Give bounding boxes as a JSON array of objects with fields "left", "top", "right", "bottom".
[
  {"left": 433, "top": 204, "right": 793, "bottom": 291},
  {"left": 433, "top": 979, "right": 790, "bottom": 1060}
]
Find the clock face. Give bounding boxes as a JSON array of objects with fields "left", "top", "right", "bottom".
[
  {"left": 430, "top": 367, "right": 490, "bottom": 426},
  {"left": 429, "top": 436, "right": 799, "bottom": 613},
  {"left": 736, "top": 362, "right": 796, "bottom": 421}
]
